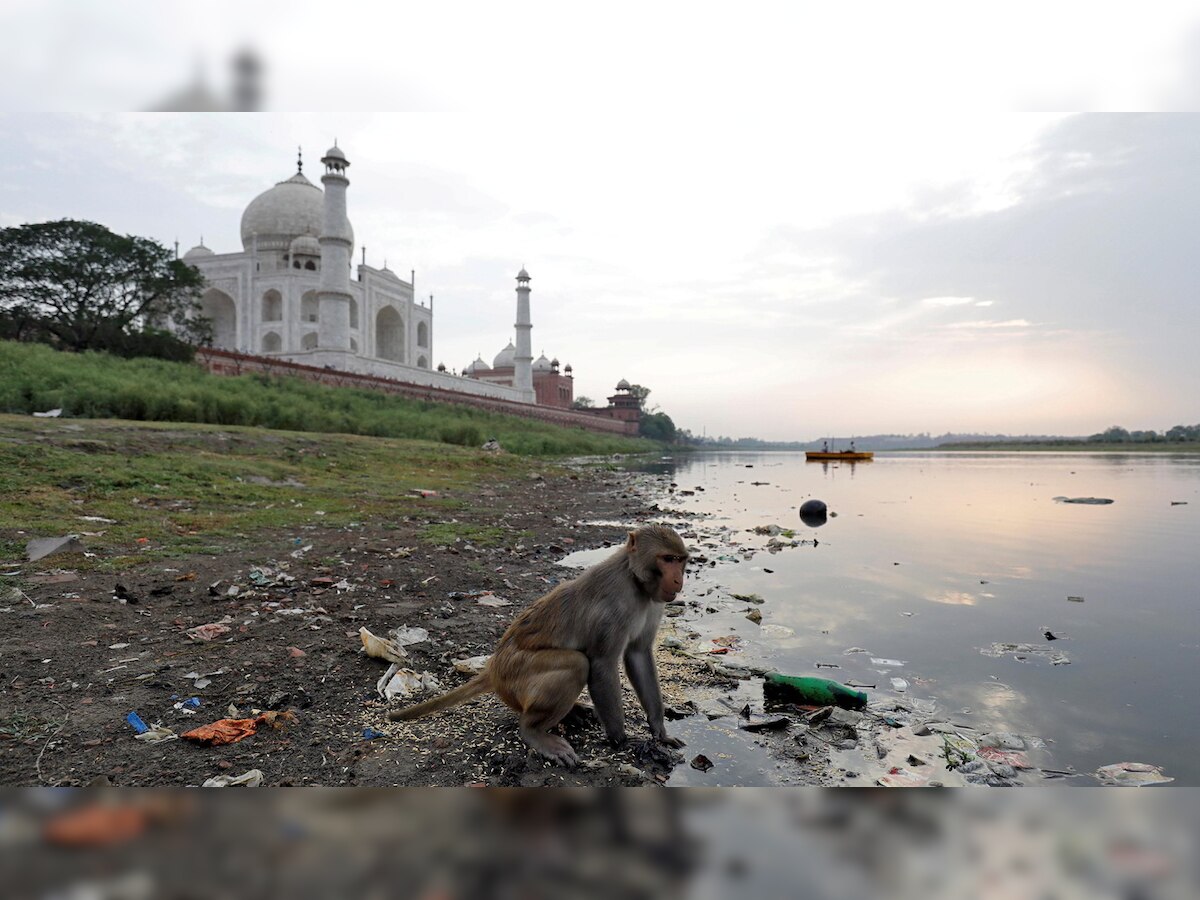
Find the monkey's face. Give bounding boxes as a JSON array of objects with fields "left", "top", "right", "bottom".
[{"left": 655, "top": 553, "right": 687, "bottom": 602}]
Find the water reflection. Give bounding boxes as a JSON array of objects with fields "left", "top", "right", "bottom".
[{"left": 627, "top": 450, "right": 1200, "bottom": 784}]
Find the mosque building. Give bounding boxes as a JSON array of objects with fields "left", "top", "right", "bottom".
[{"left": 179, "top": 142, "right": 574, "bottom": 407}]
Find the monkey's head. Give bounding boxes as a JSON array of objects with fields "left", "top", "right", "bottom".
[{"left": 626, "top": 525, "right": 688, "bottom": 602}]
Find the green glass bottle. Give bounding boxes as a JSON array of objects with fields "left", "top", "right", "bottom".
[{"left": 762, "top": 672, "right": 868, "bottom": 710}]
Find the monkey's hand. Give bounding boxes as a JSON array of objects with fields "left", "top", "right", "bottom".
[{"left": 651, "top": 726, "right": 685, "bottom": 748}]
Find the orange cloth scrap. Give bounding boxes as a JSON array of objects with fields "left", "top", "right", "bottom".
[
  {"left": 43, "top": 805, "right": 149, "bottom": 847},
  {"left": 181, "top": 710, "right": 295, "bottom": 746}
]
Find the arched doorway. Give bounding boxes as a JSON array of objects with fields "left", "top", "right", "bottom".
[
  {"left": 376, "top": 306, "right": 405, "bottom": 362},
  {"left": 262, "top": 289, "right": 282, "bottom": 322},
  {"left": 262, "top": 332, "right": 282, "bottom": 352},
  {"left": 199, "top": 288, "right": 237, "bottom": 349}
]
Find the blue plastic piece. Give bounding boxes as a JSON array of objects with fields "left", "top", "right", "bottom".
[
  {"left": 362, "top": 727, "right": 385, "bottom": 740},
  {"left": 126, "top": 711, "right": 149, "bottom": 734}
]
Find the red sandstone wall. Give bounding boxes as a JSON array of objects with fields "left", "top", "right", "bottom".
[{"left": 194, "top": 348, "right": 638, "bottom": 436}]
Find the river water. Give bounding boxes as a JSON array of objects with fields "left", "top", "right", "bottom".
[{"left": 604, "top": 451, "right": 1200, "bottom": 785}]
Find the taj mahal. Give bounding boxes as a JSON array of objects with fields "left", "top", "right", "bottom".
[{"left": 180, "top": 142, "right": 577, "bottom": 408}]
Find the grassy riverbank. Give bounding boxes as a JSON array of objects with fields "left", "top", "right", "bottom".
[
  {"left": 0, "top": 414, "right": 591, "bottom": 568},
  {"left": 0, "top": 341, "right": 655, "bottom": 456}
]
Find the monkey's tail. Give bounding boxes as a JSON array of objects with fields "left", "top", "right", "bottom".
[{"left": 387, "top": 673, "right": 492, "bottom": 721}]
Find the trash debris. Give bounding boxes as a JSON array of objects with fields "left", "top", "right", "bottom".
[
  {"left": 799, "top": 499, "right": 828, "bottom": 527},
  {"left": 133, "top": 724, "right": 178, "bottom": 744},
  {"left": 870, "top": 658, "right": 906, "bottom": 667},
  {"left": 26, "top": 535, "right": 85, "bottom": 562},
  {"left": 762, "top": 673, "right": 868, "bottom": 710},
  {"left": 1093, "top": 762, "right": 1174, "bottom": 786},
  {"left": 125, "top": 711, "right": 150, "bottom": 735},
  {"left": 452, "top": 655, "right": 491, "bottom": 675},
  {"left": 475, "top": 593, "right": 511, "bottom": 607},
  {"left": 202, "top": 769, "right": 265, "bottom": 787},
  {"left": 410, "top": 489, "right": 438, "bottom": 498},
  {"left": 745, "top": 609, "right": 763, "bottom": 624},
  {"left": 43, "top": 805, "right": 148, "bottom": 847},
  {"left": 32, "top": 408, "right": 63, "bottom": 418},
  {"left": 183, "top": 668, "right": 228, "bottom": 690},
  {"left": 287, "top": 647, "right": 306, "bottom": 658},
  {"left": 376, "top": 664, "right": 443, "bottom": 701},
  {"left": 890, "top": 678, "right": 909, "bottom": 692},
  {"left": 1053, "top": 496, "right": 1114, "bottom": 505},
  {"left": 359, "top": 626, "right": 408, "bottom": 663},
  {"left": 362, "top": 727, "right": 386, "bottom": 740},
  {"left": 181, "top": 710, "right": 295, "bottom": 746},
  {"left": 740, "top": 715, "right": 791, "bottom": 733},
  {"left": 690, "top": 754, "right": 714, "bottom": 772},
  {"left": 843, "top": 647, "right": 870, "bottom": 655},
  {"left": 981, "top": 642, "right": 1070, "bottom": 665},
  {"left": 731, "top": 592, "right": 764, "bottom": 604},
  {"left": 187, "top": 618, "right": 232, "bottom": 641},
  {"left": 391, "top": 625, "right": 429, "bottom": 646},
  {"left": 665, "top": 701, "right": 698, "bottom": 720},
  {"left": 173, "top": 697, "right": 202, "bottom": 713},
  {"left": 1067, "top": 595, "right": 1085, "bottom": 603},
  {"left": 481, "top": 438, "right": 502, "bottom": 451},
  {"left": 977, "top": 747, "right": 1033, "bottom": 769}
]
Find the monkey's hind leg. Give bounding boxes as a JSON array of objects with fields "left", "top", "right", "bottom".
[{"left": 515, "top": 650, "right": 589, "bottom": 766}]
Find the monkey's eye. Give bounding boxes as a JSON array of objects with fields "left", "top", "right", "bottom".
[{"left": 661, "top": 555, "right": 686, "bottom": 564}]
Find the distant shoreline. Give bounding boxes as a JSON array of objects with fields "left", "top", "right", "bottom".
[{"left": 931, "top": 441, "right": 1200, "bottom": 453}]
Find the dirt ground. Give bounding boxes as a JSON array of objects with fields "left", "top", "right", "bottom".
[{"left": 1, "top": 437, "right": 825, "bottom": 787}]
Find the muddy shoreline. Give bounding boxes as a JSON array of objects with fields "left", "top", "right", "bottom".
[{"left": 1, "top": 442, "right": 827, "bottom": 786}]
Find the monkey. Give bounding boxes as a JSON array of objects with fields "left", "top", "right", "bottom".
[{"left": 388, "top": 524, "right": 689, "bottom": 765}]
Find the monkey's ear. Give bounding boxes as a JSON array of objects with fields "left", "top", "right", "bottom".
[{"left": 626, "top": 531, "right": 638, "bottom": 552}]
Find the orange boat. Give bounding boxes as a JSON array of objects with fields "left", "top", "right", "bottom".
[{"left": 805, "top": 450, "right": 874, "bottom": 461}]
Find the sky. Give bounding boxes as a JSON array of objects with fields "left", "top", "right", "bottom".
[{"left": 2, "top": 3, "right": 1200, "bottom": 440}]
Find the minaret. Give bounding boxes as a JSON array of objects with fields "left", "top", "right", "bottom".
[
  {"left": 318, "top": 143, "right": 352, "bottom": 352},
  {"left": 514, "top": 267, "right": 533, "bottom": 397}
]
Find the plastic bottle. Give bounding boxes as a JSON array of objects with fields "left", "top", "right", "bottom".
[{"left": 762, "top": 672, "right": 868, "bottom": 710}]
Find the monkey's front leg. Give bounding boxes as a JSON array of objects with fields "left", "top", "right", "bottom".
[
  {"left": 625, "top": 647, "right": 685, "bottom": 748},
  {"left": 587, "top": 656, "right": 627, "bottom": 746}
]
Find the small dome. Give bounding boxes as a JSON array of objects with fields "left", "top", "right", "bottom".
[
  {"left": 493, "top": 341, "right": 516, "bottom": 369},
  {"left": 437, "top": 362, "right": 447, "bottom": 372},
  {"left": 533, "top": 353, "right": 552, "bottom": 372},
  {"left": 564, "top": 363, "right": 573, "bottom": 373},
  {"left": 289, "top": 232, "right": 321, "bottom": 257},
  {"left": 616, "top": 378, "right": 631, "bottom": 391},
  {"left": 183, "top": 241, "right": 214, "bottom": 259},
  {"left": 465, "top": 355, "right": 491, "bottom": 375},
  {"left": 517, "top": 267, "right": 530, "bottom": 281},
  {"left": 550, "top": 357, "right": 560, "bottom": 368},
  {"left": 323, "top": 144, "right": 346, "bottom": 161}
]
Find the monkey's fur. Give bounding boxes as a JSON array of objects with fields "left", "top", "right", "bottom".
[{"left": 388, "top": 524, "right": 688, "bottom": 764}]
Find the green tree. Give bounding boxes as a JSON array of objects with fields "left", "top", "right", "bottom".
[
  {"left": 0, "top": 219, "right": 209, "bottom": 356},
  {"left": 639, "top": 411, "right": 677, "bottom": 443},
  {"left": 571, "top": 396, "right": 595, "bottom": 409},
  {"left": 626, "top": 383, "right": 652, "bottom": 410}
]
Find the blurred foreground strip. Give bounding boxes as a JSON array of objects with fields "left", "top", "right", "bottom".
[{"left": 0, "top": 789, "right": 1195, "bottom": 899}]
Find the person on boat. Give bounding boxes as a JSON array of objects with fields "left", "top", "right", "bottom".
[
  {"left": 849, "top": 441, "right": 856, "bottom": 451},
  {"left": 822, "top": 440, "right": 829, "bottom": 452}
]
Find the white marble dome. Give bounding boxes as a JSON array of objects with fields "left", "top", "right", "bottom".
[
  {"left": 289, "top": 232, "right": 321, "bottom": 257},
  {"left": 240, "top": 172, "right": 353, "bottom": 252},
  {"left": 183, "top": 241, "right": 214, "bottom": 259},
  {"left": 533, "top": 353, "right": 552, "bottom": 372},
  {"left": 465, "top": 355, "right": 491, "bottom": 374},
  {"left": 493, "top": 341, "right": 516, "bottom": 369}
]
